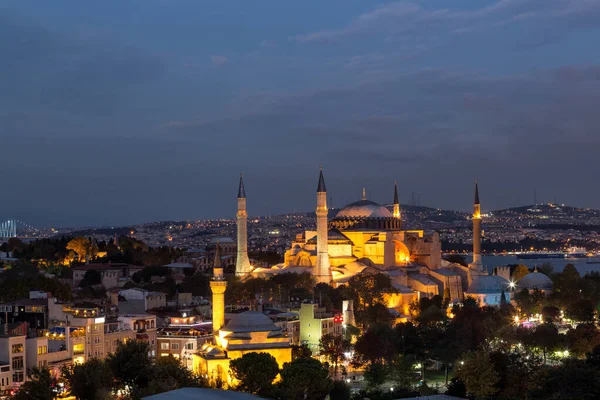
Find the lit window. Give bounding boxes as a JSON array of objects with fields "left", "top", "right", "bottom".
[
  {"left": 160, "top": 343, "right": 169, "bottom": 350},
  {"left": 11, "top": 344, "right": 23, "bottom": 354},
  {"left": 172, "top": 343, "right": 180, "bottom": 350}
]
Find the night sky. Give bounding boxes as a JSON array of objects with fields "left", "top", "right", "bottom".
[{"left": 2, "top": 1, "right": 600, "bottom": 227}]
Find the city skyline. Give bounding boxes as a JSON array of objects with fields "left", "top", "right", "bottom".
[{"left": 2, "top": 0, "right": 600, "bottom": 226}]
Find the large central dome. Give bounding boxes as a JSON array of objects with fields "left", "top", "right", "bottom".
[
  {"left": 331, "top": 198, "right": 401, "bottom": 231},
  {"left": 335, "top": 200, "right": 393, "bottom": 219}
]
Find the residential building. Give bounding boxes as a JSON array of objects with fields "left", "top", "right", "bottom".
[
  {"left": 118, "top": 288, "right": 167, "bottom": 311},
  {"left": 296, "top": 303, "right": 343, "bottom": 352},
  {"left": 0, "top": 323, "right": 27, "bottom": 388}
]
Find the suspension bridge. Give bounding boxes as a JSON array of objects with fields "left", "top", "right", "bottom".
[{"left": 0, "top": 219, "right": 47, "bottom": 240}]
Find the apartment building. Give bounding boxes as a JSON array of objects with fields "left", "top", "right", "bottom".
[
  {"left": 156, "top": 319, "right": 211, "bottom": 370},
  {"left": 296, "top": 303, "right": 343, "bottom": 352},
  {"left": 0, "top": 322, "right": 27, "bottom": 390}
]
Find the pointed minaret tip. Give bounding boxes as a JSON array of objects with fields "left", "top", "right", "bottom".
[
  {"left": 474, "top": 181, "right": 480, "bottom": 205},
  {"left": 361, "top": 188, "right": 367, "bottom": 201},
  {"left": 213, "top": 243, "right": 222, "bottom": 269},
  {"left": 317, "top": 166, "right": 327, "bottom": 193},
  {"left": 394, "top": 181, "right": 399, "bottom": 205},
  {"left": 238, "top": 174, "right": 246, "bottom": 199}
]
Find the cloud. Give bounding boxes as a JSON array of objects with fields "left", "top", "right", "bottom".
[
  {"left": 259, "top": 40, "right": 276, "bottom": 48},
  {"left": 0, "top": 10, "right": 165, "bottom": 118},
  {"left": 209, "top": 54, "right": 229, "bottom": 66},
  {"left": 293, "top": 0, "right": 600, "bottom": 47}
]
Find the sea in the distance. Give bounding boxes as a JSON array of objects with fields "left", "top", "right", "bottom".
[{"left": 480, "top": 255, "right": 600, "bottom": 275}]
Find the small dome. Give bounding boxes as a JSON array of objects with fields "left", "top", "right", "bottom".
[
  {"left": 223, "top": 311, "right": 280, "bottom": 333},
  {"left": 467, "top": 275, "right": 510, "bottom": 294},
  {"left": 335, "top": 200, "right": 393, "bottom": 219},
  {"left": 518, "top": 272, "right": 553, "bottom": 291}
]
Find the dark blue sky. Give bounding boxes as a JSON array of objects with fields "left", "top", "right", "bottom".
[{"left": 2, "top": 0, "right": 600, "bottom": 227}]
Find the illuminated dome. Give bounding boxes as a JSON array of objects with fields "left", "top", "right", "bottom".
[
  {"left": 467, "top": 275, "right": 510, "bottom": 294},
  {"left": 331, "top": 199, "right": 401, "bottom": 231},
  {"left": 335, "top": 200, "right": 393, "bottom": 219},
  {"left": 223, "top": 311, "right": 280, "bottom": 333},
  {"left": 518, "top": 272, "right": 553, "bottom": 291}
]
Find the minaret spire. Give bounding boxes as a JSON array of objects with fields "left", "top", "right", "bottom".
[
  {"left": 210, "top": 242, "right": 227, "bottom": 333},
  {"left": 236, "top": 174, "right": 252, "bottom": 277},
  {"left": 393, "top": 181, "right": 401, "bottom": 221},
  {"left": 470, "top": 180, "right": 483, "bottom": 273},
  {"left": 313, "top": 166, "right": 332, "bottom": 285},
  {"left": 238, "top": 173, "right": 246, "bottom": 199},
  {"left": 361, "top": 188, "right": 367, "bottom": 201}
]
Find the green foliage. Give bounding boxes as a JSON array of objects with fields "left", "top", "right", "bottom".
[
  {"left": 143, "top": 355, "right": 208, "bottom": 396},
  {"left": 353, "top": 324, "right": 399, "bottom": 366},
  {"left": 61, "top": 358, "right": 114, "bottom": 400},
  {"left": 445, "top": 377, "right": 467, "bottom": 398},
  {"left": 11, "top": 367, "right": 55, "bottom": 400},
  {"left": 229, "top": 352, "right": 279, "bottom": 396},
  {"left": 277, "top": 358, "right": 333, "bottom": 400},
  {"left": 567, "top": 324, "right": 600, "bottom": 358},
  {"left": 528, "top": 359, "right": 600, "bottom": 399},
  {"left": 179, "top": 272, "right": 211, "bottom": 297},
  {"left": 106, "top": 340, "right": 153, "bottom": 391},
  {"left": 291, "top": 344, "right": 312, "bottom": 361},
  {"left": 0, "top": 262, "right": 72, "bottom": 302},
  {"left": 329, "top": 380, "right": 351, "bottom": 400},
  {"left": 319, "top": 333, "right": 351, "bottom": 377},
  {"left": 513, "top": 264, "right": 530, "bottom": 281},
  {"left": 80, "top": 269, "right": 102, "bottom": 287},
  {"left": 364, "top": 362, "right": 388, "bottom": 388},
  {"left": 455, "top": 349, "right": 499, "bottom": 398}
]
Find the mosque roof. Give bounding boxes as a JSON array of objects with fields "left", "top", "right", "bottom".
[
  {"left": 306, "top": 228, "right": 353, "bottom": 244},
  {"left": 334, "top": 199, "right": 393, "bottom": 219},
  {"left": 517, "top": 272, "right": 553, "bottom": 291},
  {"left": 222, "top": 311, "right": 281, "bottom": 333},
  {"left": 467, "top": 275, "right": 510, "bottom": 294}
]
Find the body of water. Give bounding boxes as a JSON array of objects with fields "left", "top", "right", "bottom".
[{"left": 480, "top": 255, "right": 600, "bottom": 275}]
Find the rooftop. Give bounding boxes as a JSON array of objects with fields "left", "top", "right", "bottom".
[{"left": 143, "top": 388, "right": 264, "bottom": 399}]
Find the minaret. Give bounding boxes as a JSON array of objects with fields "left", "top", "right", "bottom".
[
  {"left": 210, "top": 243, "right": 227, "bottom": 333},
  {"left": 393, "top": 181, "right": 401, "bottom": 219},
  {"left": 361, "top": 188, "right": 367, "bottom": 201},
  {"left": 313, "top": 166, "right": 332, "bottom": 285},
  {"left": 471, "top": 181, "right": 483, "bottom": 272},
  {"left": 235, "top": 174, "right": 252, "bottom": 277}
]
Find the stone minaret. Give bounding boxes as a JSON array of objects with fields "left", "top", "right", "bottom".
[
  {"left": 235, "top": 174, "right": 252, "bottom": 277},
  {"left": 313, "top": 167, "right": 332, "bottom": 285},
  {"left": 393, "top": 181, "right": 401, "bottom": 219},
  {"left": 471, "top": 181, "right": 483, "bottom": 272},
  {"left": 210, "top": 243, "right": 227, "bottom": 333}
]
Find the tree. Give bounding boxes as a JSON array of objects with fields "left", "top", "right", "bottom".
[
  {"left": 532, "top": 323, "right": 563, "bottom": 365},
  {"left": 61, "top": 359, "right": 114, "bottom": 400},
  {"left": 79, "top": 269, "right": 102, "bottom": 287},
  {"left": 364, "top": 362, "right": 388, "bottom": 388},
  {"left": 541, "top": 305, "right": 561, "bottom": 323},
  {"left": 229, "top": 352, "right": 279, "bottom": 396},
  {"left": 12, "top": 367, "right": 55, "bottom": 400},
  {"left": 442, "top": 287, "right": 451, "bottom": 309},
  {"left": 292, "top": 344, "right": 312, "bottom": 360},
  {"left": 66, "top": 237, "right": 94, "bottom": 263},
  {"left": 144, "top": 355, "right": 207, "bottom": 396},
  {"left": 513, "top": 264, "right": 530, "bottom": 281},
  {"left": 319, "top": 333, "right": 351, "bottom": 378},
  {"left": 528, "top": 359, "right": 600, "bottom": 399},
  {"left": 455, "top": 349, "right": 499, "bottom": 398},
  {"left": 567, "top": 299, "right": 595, "bottom": 323},
  {"left": 353, "top": 324, "right": 399, "bottom": 367},
  {"left": 106, "top": 340, "right": 153, "bottom": 392},
  {"left": 277, "top": 358, "right": 333, "bottom": 400},
  {"left": 446, "top": 377, "right": 467, "bottom": 398},
  {"left": 567, "top": 324, "right": 600, "bottom": 358},
  {"left": 329, "top": 380, "right": 351, "bottom": 400}
]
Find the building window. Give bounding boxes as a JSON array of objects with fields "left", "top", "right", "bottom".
[
  {"left": 185, "top": 343, "right": 194, "bottom": 350},
  {"left": 171, "top": 343, "right": 179, "bottom": 350},
  {"left": 11, "top": 344, "right": 23, "bottom": 354},
  {"left": 12, "top": 371, "right": 24, "bottom": 383},
  {"left": 161, "top": 343, "right": 169, "bottom": 350},
  {"left": 38, "top": 346, "right": 48, "bottom": 355},
  {"left": 12, "top": 357, "right": 24, "bottom": 370}
]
